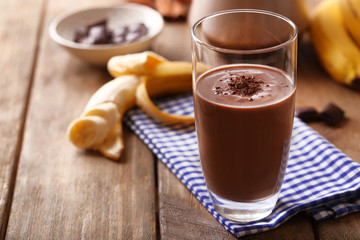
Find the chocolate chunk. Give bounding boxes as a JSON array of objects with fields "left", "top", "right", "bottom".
[
  {"left": 124, "top": 23, "right": 148, "bottom": 43},
  {"left": 125, "top": 32, "right": 142, "bottom": 42},
  {"left": 128, "top": 22, "right": 148, "bottom": 35},
  {"left": 112, "top": 26, "right": 129, "bottom": 38},
  {"left": 88, "top": 25, "right": 110, "bottom": 44},
  {"left": 110, "top": 26, "right": 128, "bottom": 44},
  {"left": 74, "top": 19, "right": 148, "bottom": 45},
  {"left": 86, "top": 18, "right": 107, "bottom": 31},
  {"left": 75, "top": 20, "right": 109, "bottom": 44},
  {"left": 319, "top": 103, "right": 345, "bottom": 126},
  {"left": 295, "top": 106, "right": 321, "bottom": 122},
  {"left": 74, "top": 31, "right": 87, "bottom": 43},
  {"left": 111, "top": 35, "right": 126, "bottom": 44}
]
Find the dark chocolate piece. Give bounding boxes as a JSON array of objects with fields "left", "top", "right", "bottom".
[
  {"left": 110, "top": 26, "right": 127, "bottom": 44},
  {"left": 86, "top": 18, "right": 107, "bottom": 31},
  {"left": 112, "top": 26, "right": 129, "bottom": 37},
  {"left": 295, "top": 106, "right": 321, "bottom": 122},
  {"left": 88, "top": 25, "right": 110, "bottom": 44},
  {"left": 74, "top": 19, "right": 148, "bottom": 45},
  {"left": 128, "top": 22, "right": 148, "bottom": 35},
  {"left": 124, "top": 22, "right": 148, "bottom": 43},
  {"left": 74, "top": 31, "right": 87, "bottom": 43},
  {"left": 125, "top": 32, "right": 142, "bottom": 42},
  {"left": 319, "top": 103, "right": 345, "bottom": 126},
  {"left": 75, "top": 19, "right": 109, "bottom": 44}
]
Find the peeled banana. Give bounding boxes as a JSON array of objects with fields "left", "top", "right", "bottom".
[
  {"left": 310, "top": 0, "right": 360, "bottom": 88},
  {"left": 67, "top": 75, "right": 141, "bottom": 159},
  {"left": 68, "top": 51, "right": 199, "bottom": 160}
]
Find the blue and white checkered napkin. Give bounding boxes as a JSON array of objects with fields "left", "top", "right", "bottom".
[{"left": 124, "top": 94, "right": 360, "bottom": 238}]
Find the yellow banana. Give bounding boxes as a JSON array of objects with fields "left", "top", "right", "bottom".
[
  {"left": 68, "top": 52, "right": 209, "bottom": 160},
  {"left": 339, "top": 0, "right": 360, "bottom": 45},
  {"left": 310, "top": 0, "right": 360, "bottom": 88},
  {"left": 84, "top": 75, "right": 141, "bottom": 114},
  {"left": 67, "top": 75, "right": 141, "bottom": 159},
  {"left": 109, "top": 55, "right": 198, "bottom": 124},
  {"left": 83, "top": 102, "right": 120, "bottom": 132},
  {"left": 97, "top": 122, "right": 123, "bottom": 160},
  {"left": 109, "top": 55, "right": 194, "bottom": 97},
  {"left": 67, "top": 115, "right": 109, "bottom": 149},
  {"left": 68, "top": 102, "right": 120, "bottom": 149}
]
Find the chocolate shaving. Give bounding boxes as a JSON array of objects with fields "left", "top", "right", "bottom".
[{"left": 214, "top": 72, "right": 264, "bottom": 97}]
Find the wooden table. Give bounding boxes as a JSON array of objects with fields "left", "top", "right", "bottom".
[{"left": 1, "top": 0, "right": 360, "bottom": 239}]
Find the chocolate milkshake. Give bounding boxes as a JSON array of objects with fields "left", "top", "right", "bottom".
[{"left": 194, "top": 64, "right": 295, "bottom": 202}]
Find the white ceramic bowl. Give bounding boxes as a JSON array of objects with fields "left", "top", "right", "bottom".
[{"left": 49, "top": 4, "right": 164, "bottom": 66}]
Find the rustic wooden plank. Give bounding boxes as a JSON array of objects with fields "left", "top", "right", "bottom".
[
  {"left": 242, "top": 214, "right": 315, "bottom": 240},
  {"left": 314, "top": 212, "right": 360, "bottom": 240},
  {"left": 3, "top": 0, "right": 359, "bottom": 238},
  {"left": 0, "top": 0, "right": 44, "bottom": 238},
  {"left": 152, "top": 21, "right": 192, "bottom": 61},
  {"left": 5, "top": 0, "right": 157, "bottom": 239}
]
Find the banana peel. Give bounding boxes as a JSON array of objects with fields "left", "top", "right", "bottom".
[
  {"left": 67, "top": 51, "right": 201, "bottom": 160},
  {"left": 145, "top": 61, "right": 193, "bottom": 98},
  {"left": 136, "top": 77, "right": 195, "bottom": 125},
  {"left": 107, "top": 51, "right": 168, "bottom": 77}
]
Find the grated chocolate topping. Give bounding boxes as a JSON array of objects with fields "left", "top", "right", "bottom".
[{"left": 214, "top": 71, "right": 264, "bottom": 97}]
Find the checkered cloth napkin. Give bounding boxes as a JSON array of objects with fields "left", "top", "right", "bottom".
[{"left": 124, "top": 94, "right": 360, "bottom": 238}]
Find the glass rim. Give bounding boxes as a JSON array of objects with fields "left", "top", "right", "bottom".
[{"left": 191, "top": 9, "right": 298, "bottom": 54}]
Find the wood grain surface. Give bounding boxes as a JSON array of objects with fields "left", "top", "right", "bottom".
[
  {"left": 5, "top": 0, "right": 156, "bottom": 239},
  {"left": 0, "top": 0, "right": 45, "bottom": 238},
  {"left": 0, "top": 0, "right": 359, "bottom": 239}
]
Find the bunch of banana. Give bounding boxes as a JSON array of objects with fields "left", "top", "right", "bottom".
[
  {"left": 309, "top": 0, "right": 360, "bottom": 88},
  {"left": 67, "top": 51, "right": 203, "bottom": 160}
]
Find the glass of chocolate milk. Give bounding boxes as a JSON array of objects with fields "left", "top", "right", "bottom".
[{"left": 191, "top": 9, "right": 297, "bottom": 222}]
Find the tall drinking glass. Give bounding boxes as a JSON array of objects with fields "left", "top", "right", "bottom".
[{"left": 191, "top": 9, "right": 297, "bottom": 222}]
